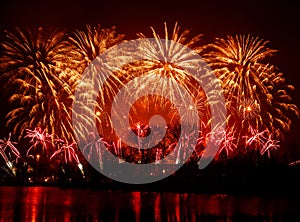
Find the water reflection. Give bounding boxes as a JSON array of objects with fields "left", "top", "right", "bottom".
[{"left": 0, "top": 187, "right": 299, "bottom": 221}]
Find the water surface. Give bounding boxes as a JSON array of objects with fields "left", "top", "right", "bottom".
[{"left": 0, "top": 186, "right": 299, "bottom": 221}]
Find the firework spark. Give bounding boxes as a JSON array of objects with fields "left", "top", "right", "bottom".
[
  {"left": 25, "top": 127, "right": 53, "bottom": 158},
  {"left": 243, "top": 126, "right": 280, "bottom": 157}
]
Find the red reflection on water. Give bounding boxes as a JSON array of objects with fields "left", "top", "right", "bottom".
[
  {"left": 206, "top": 194, "right": 224, "bottom": 215},
  {"left": 175, "top": 193, "right": 180, "bottom": 222},
  {"left": 61, "top": 190, "right": 73, "bottom": 222},
  {"left": 24, "top": 187, "right": 44, "bottom": 222},
  {"left": 131, "top": 191, "right": 141, "bottom": 222},
  {"left": 0, "top": 187, "right": 295, "bottom": 221},
  {"left": 154, "top": 192, "right": 161, "bottom": 221}
]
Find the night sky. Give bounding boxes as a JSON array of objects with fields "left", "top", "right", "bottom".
[{"left": 0, "top": 0, "right": 299, "bottom": 158}]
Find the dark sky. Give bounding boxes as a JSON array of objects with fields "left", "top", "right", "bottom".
[{"left": 0, "top": 0, "right": 299, "bottom": 156}]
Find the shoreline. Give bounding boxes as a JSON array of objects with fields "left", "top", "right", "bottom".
[
  {"left": 2, "top": 174, "right": 300, "bottom": 198},
  {"left": 2, "top": 160, "right": 300, "bottom": 198}
]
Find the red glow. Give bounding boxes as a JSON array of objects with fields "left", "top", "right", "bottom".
[{"left": 131, "top": 192, "right": 141, "bottom": 222}]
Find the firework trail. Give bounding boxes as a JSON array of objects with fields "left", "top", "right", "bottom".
[
  {"left": 214, "top": 128, "right": 237, "bottom": 157},
  {"left": 113, "top": 138, "right": 124, "bottom": 163},
  {"left": 82, "top": 132, "right": 112, "bottom": 170},
  {"left": 204, "top": 35, "right": 299, "bottom": 154},
  {"left": 172, "top": 130, "right": 198, "bottom": 164},
  {"left": 0, "top": 147, "right": 15, "bottom": 175},
  {"left": 243, "top": 126, "right": 280, "bottom": 157},
  {"left": 244, "top": 127, "right": 268, "bottom": 148},
  {"left": 0, "top": 27, "right": 78, "bottom": 142},
  {"left": 50, "top": 141, "right": 84, "bottom": 176},
  {"left": 197, "top": 124, "right": 237, "bottom": 158},
  {"left": 260, "top": 136, "right": 280, "bottom": 158},
  {"left": 0, "top": 133, "right": 21, "bottom": 175},
  {"left": 0, "top": 133, "right": 21, "bottom": 161}
]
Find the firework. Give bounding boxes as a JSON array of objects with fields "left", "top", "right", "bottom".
[
  {"left": 0, "top": 27, "right": 78, "bottom": 142},
  {"left": 110, "top": 22, "right": 217, "bottom": 140},
  {"left": 69, "top": 25, "right": 126, "bottom": 138},
  {"left": 243, "top": 126, "right": 280, "bottom": 157},
  {"left": 69, "top": 24, "right": 125, "bottom": 69},
  {"left": 204, "top": 35, "right": 299, "bottom": 154},
  {"left": 260, "top": 136, "right": 280, "bottom": 158},
  {"left": 99, "top": 22, "right": 213, "bottom": 141},
  {"left": 72, "top": 22, "right": 226, "bottom": 172},
  {"left": 82, "top": 132, "right": 112, "bottom": 170},
  {"left": 127, "top": 23, "right": 226, "bottom": 166},
  {"left": 0, "top": 133, "right": 21, "bottom": 160},
  {"left": 3, "top": 23, "right": 296, "bottom": 172},
  {"left": 0, "top": 146, "right": 15, "bottom": 175},
  {"left": 0, "top": 133, "right": 20, "bottom": 175},
  {"left": 289, "top": 160, "right": 300, "bottom": 166},
  {"left": 129, "top": 22, "right": 207, "bottom": 105},
  {"left": 214, "top": 128, "right": 237, "bottom": 157},
  {"left": 50, "top": 141, "right": 84, "bottom": 175},
  {"left": 25, "top": 127, "right": 53, "bottom": 158},
  {"left": 197, "top": 124, "right": 237, "bottom": 158}
]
